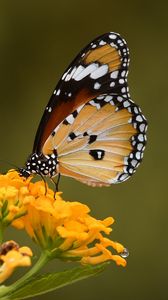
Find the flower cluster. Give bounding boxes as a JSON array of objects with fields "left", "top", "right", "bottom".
[
  {"left": 0, "top": 170, "right": 127, "bottom": 283},
  {"left": 0, "top": 240, "right": 32, "bottom": 283},
  {"left": 0, "top": 171, "right": 30, "bottom": 227}
]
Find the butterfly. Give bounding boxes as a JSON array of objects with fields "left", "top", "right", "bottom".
[{"left": 19, "top": 32, "right": 147, "bottom": 187}]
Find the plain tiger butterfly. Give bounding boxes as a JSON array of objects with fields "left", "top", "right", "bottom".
[{"left": 19, "top": 32, "right": 147, "bottom": 187}]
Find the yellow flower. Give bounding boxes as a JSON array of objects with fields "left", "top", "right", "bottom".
[
  {"left": 0, "top": 240, "right": 32, "bottom": 283},
  {"left": 0, "top": 170, "right": 30, "bottom": 226},
  {"left": 0, "top": 171, "right": 128, "bottom": 267}
]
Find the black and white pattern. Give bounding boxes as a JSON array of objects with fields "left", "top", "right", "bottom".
[{"left": 20, "top": 32, "right": 148, "bottom": 186}]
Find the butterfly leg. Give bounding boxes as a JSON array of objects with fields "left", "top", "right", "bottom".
[
  {"left": 39, "top": 173, "right": 48, "bottom": 195},
  {"left": 50, "top": 173, "right": 61, "bottom": 199},
  {"left": 55, "top": 173, "right": 61, "bottom": 192}
]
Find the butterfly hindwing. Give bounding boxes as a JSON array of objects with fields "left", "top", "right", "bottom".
[{"left": 42, "top": 93, "right": 147, "bottom": 186}]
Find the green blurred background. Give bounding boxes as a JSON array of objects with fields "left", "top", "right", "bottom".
[{"left": 0, "top": 0, "right": 167, "bottom": 299}]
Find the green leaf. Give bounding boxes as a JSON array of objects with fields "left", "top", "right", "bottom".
[
  {"left": 1, "top": 200, "right": 8, "bottom": 218},
  {"left": 4, "top": 263, "right": 109, "bottom": 300}
]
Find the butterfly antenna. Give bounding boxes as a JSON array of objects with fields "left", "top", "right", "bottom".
[{"left": 0, "top": 159, "right": 20, "bottom": 171}]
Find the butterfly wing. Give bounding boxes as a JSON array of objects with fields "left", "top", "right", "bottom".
[
  {"left": 33, "top": 32, "right": 130, "bottom": 153},
  {"left": 33, "top": 32, "right": 147, "bottom": 186},
  {"left": 42, "top": 93, "right": 147, "bottom": 186}
]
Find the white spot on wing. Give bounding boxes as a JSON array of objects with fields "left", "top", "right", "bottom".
[
  {"left": 123, "top": 100, "right": 130, "bottom": 107},
  {"left": 139, "top": 123, "right": 146, "bottom": 132},
  {"left": 97, "top": 95, "right": 105, "bottom": 100},
  {"left": 110, "top": 100, "right": 115, "bottom": 106},
  {"left": 137, "top": 143, "right": 143, "bottom": 151},
  {"left": 110, "top": 82, "right": 115, "bottom": 87},
  {"left": 62, "top": 69, "right": 69, "bottom": 80},
  {"left": 119, "top": 173, "right": 129, "bottom": 182},
  {"left": 131, "top": 159, "right": 138, "bottom": 167},
  {"left": 110, "top": 42, "right": 118, "bottom": 49},
  {"left": 136, "top": 152, "right": 141, "bottom": 160},
  {"left": 72, "top": 65, "right": 84, "bottom": 80},
  {"left": 104, "top": 95, "right": 112, "bottom": 102},
  {"left": 134, "top": 107, "right": 139, "bottom": 114},
  {"left": 117, "top": 96, "right": 123, "bottom": 102},
  {"left": 119, "top": 79, "right": 125, "bottom": 84},
  {"left": 138, "top": 134, "right": 144, "bottom": 142},
  {"left": 90, "top": 64, "right": 108, "bottom": 79},
  {"left": 121, "top": 70, "right": 126, "bottom": 77},
  {"left": 65, "top": 66, "right": 77, "bottom": 82},
  {"left": 56, "top": 89, "right": 61, "bottom": 96},
  {"left": 110, "top": 70, "right": 119, "bottom": 79},
  {"left": 89, "top": 100, "right": 100, "bottom": 109},
  {"left": 109, "top": 34, "right": 117, "bottom": 39},
  {"left": 74, "top": 63, "right": 99, "bottom": 81},
  {"left": 136, "top": 115, "right": 143, "bottom": 122},
  {"left": 99, "top": 40, "right": 106, "bottom": 45},
  {"left": 94, "top": 82, "right": 101, "bottom": 90},
  {"left": 77, "top": 104, "right": 85, "bottom": 113},
  {"left": 97, "top": 152, "right": 102, "bottom": 159},
  {"left": 66, "top": 114, "right": 75, "bottom": 125}
]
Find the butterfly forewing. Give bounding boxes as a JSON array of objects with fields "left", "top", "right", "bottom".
[{"left": 33, "top": 32, "right": 129, "bottom": 153}]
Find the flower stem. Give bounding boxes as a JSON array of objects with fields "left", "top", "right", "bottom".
[
  {"left": 0, "top": 250, "right": 50, "bottom": 298},
  {"left": 0, "top": 222, "right": 4, "bottom": 244}
]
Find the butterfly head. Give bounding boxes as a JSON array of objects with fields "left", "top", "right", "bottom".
[
  {"left": 19, "top": 151, "right": 58, "bottom": 178},
  {"left": 19, "top": 167, "right": 31, "bottom": 178}
]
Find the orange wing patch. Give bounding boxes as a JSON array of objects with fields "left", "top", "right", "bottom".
[
  {"left": 43, "top": 100, "right": 141, "bottom": 186},
  {"left": 59, "top": 164, "right": 111, "bottom": 187},
  {"left": 84, "top": 44, "right": 121, "bottom": 72},
  {"left": 59, "top": 162, "right": 120, "bottom": 185}
]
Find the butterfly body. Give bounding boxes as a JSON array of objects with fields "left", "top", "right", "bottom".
[
  {"left": 20, "top": 151, "right": 58, "bottom": 178},
  {"left": 20, "top": 32, "right": 147, "bottom": 186}
]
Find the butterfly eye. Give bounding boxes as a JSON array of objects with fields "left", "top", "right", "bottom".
[{"left": 22, "top": 32, "right": 147, "bottom": 187}]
